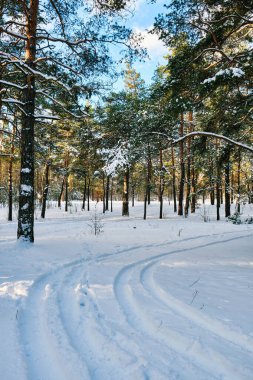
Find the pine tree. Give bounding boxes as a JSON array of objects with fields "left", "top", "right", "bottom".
[{"left": 0, "top": 0, "right": 142, "bottom": 241}]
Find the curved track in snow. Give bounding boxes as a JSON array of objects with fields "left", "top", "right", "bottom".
[{"left": 18, "top": 230, "right": 253, "bottom": 380}]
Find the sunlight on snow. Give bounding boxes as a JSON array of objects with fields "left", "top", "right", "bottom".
[{"left": 0, "top": 281, "right": 33, "bottom": 299}]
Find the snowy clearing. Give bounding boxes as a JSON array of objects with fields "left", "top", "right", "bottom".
[{"left": 0, "top": 201, "right": 253, "bottom": 380}]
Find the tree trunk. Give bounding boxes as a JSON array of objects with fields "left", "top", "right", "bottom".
[
  {"left": 191, "top": 164, "right": 196, "bottom": 213},
  {"left": 105, "top": 175, "right": 109, "bottom": 211},
  {"left": 159, "top": 145, "right": 164, "bottom": 219},
  {"left": 65, "top": 173, "right": 68, "bottom": 212},
  {"left": 231, "top": 171, "right": 234, "bottom": 204},
  {"left": 110, "top": 177, "right": 113, "bottom": 212},
  {"left": 237, "top": 149, "right": 241, "bottom": 213},
  {"left": 210, "top": 186, "right": 215, "bottom": 205},
  {"left": 102, "top": 173, "right": 106, "bottom": 214},
  {"left": 8, "top": 121, "right": 16, "bottom": 221},
  {"left": 144, "top": 188, "right": 147, "bottom": 220},
  {"left": 209, "top": 158, "right": 215, "bottom": 205},
  {"left": 41, "top": 160, "right": 50, "bottom": 218},
  {"left": 216, "top": 168, "right": 221, "bottom": 221},
  {"left": 178, "top": 113, "right": 185, "bottom": 216},
  {"left": 64, "top": 152, "right": 69, "bottom": 212},
  {"left": 122, "top": 166, "right": 129, "bottom": 216},
  {"left": 224, "top": 151, "right": 231, "bottom": 218},
  {"left": 171, "top": 144, "right": 177, "bottom": 213},
  {"left": 216, "top": 140, "right": 221, "bottom": 221},
  {"left": 17, "top": 0, "right": 39, "bottom": 242},
  {"left": 8, "top": 152, "right": 13, "bottom": 222},
  {"left": 147, "top": 144, "right": 152, "bottom": 205},
  {"left": 184, "top": 112, "right": 192, "bottom": 217},
  {"left": 87, "top": 177, "right": 90, "bottom": 211},
  {"left": 58, "top": 178, "right": 65, "bottom": 208},
  {"left": 225, "top": 173, "right": 230, "bottom": 217},
  {"left": 250, "top": 172, "right": 253, "bottom": 204},
  {"left": 131, "top": 184, "right": 135, "bottom": 207},
  {"left": 82, "top": 176, "right": 87, "bottom": 210}
]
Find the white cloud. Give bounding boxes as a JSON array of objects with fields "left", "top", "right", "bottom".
[
  {"left": 135, "top": 27, "right": 168, "bottom": 60},
  {"left": 129, "top": 0, "right": 145, "bottom": 10}
]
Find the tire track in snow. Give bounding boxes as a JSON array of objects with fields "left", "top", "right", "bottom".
[
  {"left": 18, "top": 229, "right": 252, "bottom": 380},
  {"left": 140, "top": 236, "right": 253, "bottom": 354},
  {"left": 18, "top": 258, "right": 91, "bottom": 380},
  {"left": 113, "top": 232, "right": 253, "bottom": 380},
  {"left": 18, "top": 247, "right": 155, "bottom": 380},
  {"left": 56, "top": 263, "right": 150, "bottom": 380}
]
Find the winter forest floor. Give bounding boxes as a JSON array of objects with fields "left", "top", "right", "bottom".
[{"left": 0, "top": 201, "right": 253, "bottom": 380}]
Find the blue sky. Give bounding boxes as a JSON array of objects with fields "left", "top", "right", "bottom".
[{"left": 113, "top": 0, "right": 169, "bottom": 90}]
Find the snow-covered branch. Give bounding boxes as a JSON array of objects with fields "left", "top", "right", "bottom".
[
  {"left": 139, "top": 131, "right": 253, "bottom": 153},
  {"left": 34, "top": 114, "right": 60, "bottom": 120},
  {"left": 173, "top": 132, "right": 253, "bottom": 153},
  {"left": 0, "top": 27, "right": 27, "bottom": 40},
  {"left": 2, "top": 98, "right": 25, "bottom": 106},
  {"left": 0, "top": 80, "right": 27, "bottom": 90},
  {"left": 36, "top": 90, "right": 88, "bottom": 119}
]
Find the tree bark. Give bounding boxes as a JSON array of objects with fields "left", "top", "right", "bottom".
[
  {"left": 250, "top": 172, "right": 253, "bottom": 204},
  {"left": 237, "top": 149, "right": 241, "bottom": 213},
  {"left": 231, "top": 171, "right": 234, "bottom": 204},
  {"left": 65, "top": 173, "right": 68, "bottom": 212},
  {"left": 87, "top": 177, "right": 90, "bottom": 211},
  {"left": 105, "top": 175, "right": 109, "bottom": 211},
  {"left": 147, "top": 144, "right": 152, "bottom": 205},
  {"left": 17, "top": 0, "right": 39, "bottom": 242},
  {"left": 144, "top": 188, "right": 147, "bottom": 220},
  {"left": 64, "top": 152, "right": 69, "bottom": 212},
  {"left": 216, "top": 168, "right": 221, "bottom": 221},
  {"left": 8, "top": 121, "right": 16, "bottom": 221},
  {"left": 41, "top": 160, "right": 50, "bottom": 218},
  {"left": 209, "top": 157, "right": 215, "bottom": 205},
  {"left": 159, "top": 145, "right": 164, "bottom": 219},
  {"left": 224, "top": 150, "right": 231, "bottom": 218},
  {"left": 184, "top": 112, "right": 192, "bottom": 217},
  {"left": 178, "top": 113, "right": 185, "bottom": 216},
  {"left": 110, "top": 177, "right": 113, "bottom": 212},
  {"left": 58, "top": 177, "right": 65, "bottom": 208},
  {"left": 171, "top": 144, "right": 177, "bottom": 213},
  {"left": 82, "top": 176, "right": 87, "bottom": 210},
  {"left": 122, "top": 166, "right": 129, "bottom": 216},
  {"left": 102, "top": 172, "right": 106, "bottom": 214},
  {"left": 191, "top": 164, "right": 196, "bottom": 213},
  {"left": 131, "top": 184, "right": 135, "bottom": 207}
]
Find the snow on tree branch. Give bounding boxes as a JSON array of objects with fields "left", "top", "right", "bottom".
[{"left": 173, "top": 132, "right": 253, "bottom": 153}]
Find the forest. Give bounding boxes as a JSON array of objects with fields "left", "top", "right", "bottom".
[
  {"left": 0, "top": 1, "right": 253, "bottom": 380},
  {"left": 0, "top": 0, "right": 252, "bottom": 242}
]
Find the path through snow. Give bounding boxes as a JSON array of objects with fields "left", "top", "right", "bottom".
[{"left": 0, "top": 201, "right": 253, "bottom": 379}]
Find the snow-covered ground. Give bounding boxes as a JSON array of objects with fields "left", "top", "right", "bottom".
[{"left": 0, "top": 201, "right": 253, "bottom": 380}]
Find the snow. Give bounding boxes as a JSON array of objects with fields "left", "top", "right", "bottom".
[
  {"left": 21, "top": 168, "right": 31, "bottom": 173},
  {"left": 0, "top": 281, "right": 33, "bottom": 299},
  {"left": 0, "top": 201, "right": 253, "bottom": 379},
  {"left": 203, "top": 67, "right": 245, "bottom": 84},
  {"left": 174, "top": 131, "right": 253, "bottom": 153},
  {"left": 0, "top": 80, "right": 27, "bottom": 90},
  {"left": 20, "top": 184, "right": 33, "bottom": 195}
]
